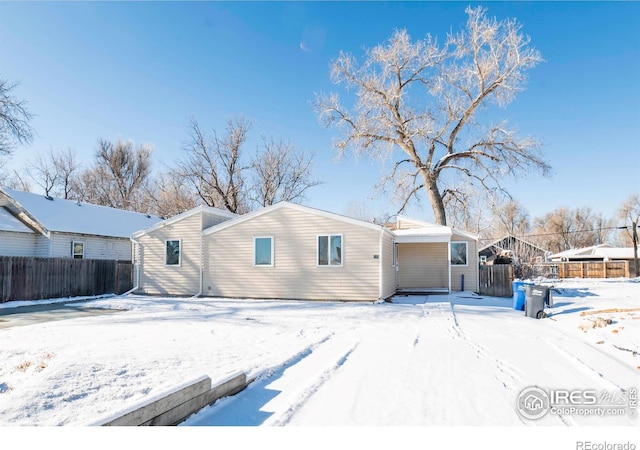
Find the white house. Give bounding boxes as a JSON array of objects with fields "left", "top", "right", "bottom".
[
  {"left": 131, "top": 202, "right": 480, "bottom": 301},
  {"left": 548, "top": 244, "right": 637, "bottom": 263},
  {"left": 0, "top": 187, "right": 163, "bottom": 260}
]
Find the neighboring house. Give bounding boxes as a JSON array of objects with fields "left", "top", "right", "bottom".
[
  {"left": 548, "top": 244, "right": 636, "bottom": 263},
  {"left": 478, "top": 235, "right": 549, "bottom": 265},
  {"left": 0, "top": 187, "right": 163, "bottom": 260},
  {"left": 131, "top": 202, "right": 479, "bottom": 302}
]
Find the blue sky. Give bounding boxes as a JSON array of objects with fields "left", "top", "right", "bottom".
[{"left": 1, "top": 1, "right": 638, "bottom": 223}]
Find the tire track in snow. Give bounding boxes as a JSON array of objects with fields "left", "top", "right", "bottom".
[
  {"left": 424, "top": 301, "right": 525, "bottom": 393},
  {"left": 266, "top": 343, "right": 358, "bottom": 426}
]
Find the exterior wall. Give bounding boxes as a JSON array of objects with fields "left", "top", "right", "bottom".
[
  {"left": 203, "top": 212, "right": 232, "bottom": 230},
  {"left": 0, "top": 231, "right": 40, "bottom": 257},
  {"left": 203, "top": 207, "right": 382, "bottom": 301},
  {"left": 136, "top": 213, "right": 203, "bottom": 295},
  {"left": 451, "top": 236, "right": 478, "bottom": 292},
  {"left": 397, "top": 243, "right": 449, "bottom": 289},
  {"left": 49, "top": 233, "right": 133, "bottom": 260},
  {"left": 380, "top": 232, "right": 397, "bottom": 299}
]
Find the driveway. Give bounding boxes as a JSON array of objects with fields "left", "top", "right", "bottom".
[{"left": 0, "top": 300, "right": 124, "bottom": 329}]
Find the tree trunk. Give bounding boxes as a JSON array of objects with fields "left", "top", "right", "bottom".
[{"left": 422, "top": 170, "right": 447, "bottom": 226}]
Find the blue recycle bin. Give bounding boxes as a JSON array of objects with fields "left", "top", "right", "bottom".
[{"left": 512, "top": 280, "right": 533, "bottom": 311}]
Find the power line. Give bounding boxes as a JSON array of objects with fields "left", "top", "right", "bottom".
[{"left": 481, "top": 225, "right": 638, "bottom": 242}]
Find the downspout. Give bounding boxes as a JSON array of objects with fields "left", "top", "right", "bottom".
[
  {"left": 447, "top": 237, "right": 452, "bottom": 293},
  {"left": 378, "top": 228, "right": 383, "bottom": 302},
  {"left": 122, "top": 237, "right": 140, "bottom": 296}
]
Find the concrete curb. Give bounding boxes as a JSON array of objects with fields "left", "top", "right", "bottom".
[{"left": 92, "top": 371, "right": 248, "bottom": 426}]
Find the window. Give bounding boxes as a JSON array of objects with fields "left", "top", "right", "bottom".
[
  {"left": 165, "top": 240, "right": 181, "bottom": 266},
  {"left": 318, "top": 235, "right": 342, "bottom": 266},
  {"left": 72, "top": 241, "right": 84, "bottom": 259},
  {"left": 451, "top": 242, "right": 468, "bottom": 266},
  {"left": 254, "top": 237, "right": 274, "bottom": 266}
]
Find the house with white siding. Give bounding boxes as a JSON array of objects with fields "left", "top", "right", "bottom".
[
  {"left": 130, "top": 205, "right": 237, "bottom": 295},
  {"left": 0, "top": 187, "right": 163, "bottom": 260},
  {"left": 131, "top": 202, "right": 479, "bottom": 301}
]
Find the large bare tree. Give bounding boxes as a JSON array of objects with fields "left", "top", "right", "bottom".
[
  {"left": 0, "top": 77, "right": 34, "bottom": 158},
  {"left": 175, "top": 117, "right": 251, "bottom": 214},
  {"left": 174, "top": 116, "right": 322, "bottom": 214},
  {"left": 250, "top": 137, "right": 322, "bottom": 207},
  {"left": 77, "top": 139, "right": 153, "bottom": 211},
  {"left": 315, "top": 6, "right": 550, "bottom": 225}
]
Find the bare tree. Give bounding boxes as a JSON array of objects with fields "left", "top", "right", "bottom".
[
  {"left": 0, "top": 77, "right": 34, "bottom": 158},
  {"left": 492, "top": 199, "right": 531, "bottom": 237},
  {"left": 617, "top": 193, "right": 640, "bottom": 276},
  {"left": 174, "top": 117, "right": 251, "bottom": 214},
  {"left": 52, "top": 148, "right": 80, "bottom": 199},
  {"left": 315, "top": 6, "right": 549, "bottom": 225},
  {"left": 145, "top": 171, "right": 197, "bottom": 218},
  {"left": 250, "top": 137, "right": 322, "bottom": 208},
  {"left": 26, "top": 151, "right": 58, "bottom": 197},
  {"left": 26, "top": 148, "right": 80, "bottom": 198},
  {"left": 0, "top": 168, "right": 31, "bottom": 192},
  {"left": 77, "top": 139, "right": 153, "bottom": 211},
  {"left": 532, "top": 206, "right": 613, "bottom": 253}
]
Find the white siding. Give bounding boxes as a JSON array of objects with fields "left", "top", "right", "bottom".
[
  {"left": 48, "top": 233, "right": 132, "bottom": 260},
  {"left": 397, "top": 243, "right": 449, "bottom": 289},
  {"left": 380, "top": 231, "right": 397, "bottom": 299},
  {"left": 451, "top": 236, "right": 478, "bottom": 292},
  {"left": 0, "top": 231, "right": 40, "bottom": 257},
  {"left": 203, "top": 207, "right": 382, "bottom": 301},
  {"left": 136, "top": 213, "right": 203, "bottom": 296}
]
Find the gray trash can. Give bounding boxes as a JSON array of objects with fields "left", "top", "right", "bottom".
[{"left": 525, "top": 285, "right": 549, "bottom": 319}]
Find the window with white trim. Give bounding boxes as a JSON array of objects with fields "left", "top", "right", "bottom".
[
  {"left": 254, "top": 236, "right": 274, "bottom": 266},
  {"left": 318, "top": 235, "right": 342, "bottom": 266},
  {"left": 165, "top": 239, "right": 181, "bottom": 266},
  {"left": 72, "top": 241, "right": 84, "bottom": 259},
  {"left": 451, "top": 241, "right": 468, "bottom": 266}
]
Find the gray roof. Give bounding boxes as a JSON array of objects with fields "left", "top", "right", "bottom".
[{"left": 0, "top": 188, "right": 163, "bottom": 238}]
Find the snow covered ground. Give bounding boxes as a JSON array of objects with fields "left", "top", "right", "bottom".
[{"left": 1, "top": 278, "right": 638, "bottom": 448}]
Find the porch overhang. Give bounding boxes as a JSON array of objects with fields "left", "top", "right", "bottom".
[{"left": 393, "top": 227, "right": 452, "bottom": 244}]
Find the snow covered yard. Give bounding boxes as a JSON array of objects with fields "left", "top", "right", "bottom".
[{"left": 1, "top": 278, "right": 639, "bottom": 446}]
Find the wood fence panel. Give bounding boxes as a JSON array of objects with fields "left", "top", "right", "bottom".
[
  {"left": 479, "top": 265, "right": 514, "bottom": 297},
  {"left": 535, "top": 261, "right": 631, "bottom": 279},
  {"left": 0, "top": 257, "right": 133, "bottom": 303}
]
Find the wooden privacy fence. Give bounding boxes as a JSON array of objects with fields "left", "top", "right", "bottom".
[
  {"left": 479, "top": 264, "right": 514, "bottom": 298},
  {"left": 535, "top": 261, "right": 631, "bottom": 279},
  {"left": 0, "top": 257, "right": 133, "bottom": 303}
]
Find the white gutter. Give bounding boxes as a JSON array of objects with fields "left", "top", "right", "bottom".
[{"left": 122, "top": 237, "right": 140, "bottom": 296}]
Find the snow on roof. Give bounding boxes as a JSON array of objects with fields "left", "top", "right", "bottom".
[
  {"left": 549, "top": 244, "right": 636, "bottom": 260},
  {"left": 0, "top": 207, "right": 34, "bottom": 233},
  {"left": 393, "top": 225, "right": 453, "bottom": 243},
  {"left": 0, "top": 188, "right": 163, "bottom": 239}
]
